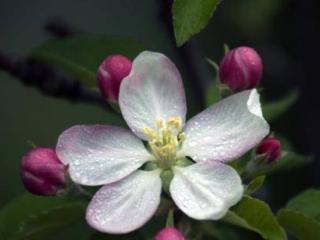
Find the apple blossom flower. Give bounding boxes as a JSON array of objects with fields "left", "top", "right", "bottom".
[{"left": 56, "top": 51, "right": 269, "bottom": 233}]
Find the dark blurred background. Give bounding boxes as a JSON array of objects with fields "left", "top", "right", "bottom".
[{"left": 0, "top": 0, "right": 319, "bottom": 211}]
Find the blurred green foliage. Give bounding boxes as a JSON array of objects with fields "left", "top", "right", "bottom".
[
  {"left": 277, "top": 189, "right": 320, "bottom": 239},
  {"left": 31, "top": 35, "right": 145, "bottom": 87},
  {"left": 223, "top": 196, "right": 286, "bottom": 240},
  {"left": 0, "top": 194, "right": 88, "bottom": 240}
]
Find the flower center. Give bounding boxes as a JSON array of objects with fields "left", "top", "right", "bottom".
[{"left": 143, "top": 117, "right": 186, "bottom": 169}]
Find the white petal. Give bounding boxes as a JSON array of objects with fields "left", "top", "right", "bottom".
[
  {"left": 170, "top": 161, "right": 243, "bottom": 220},
  {"left": 86, "top": 170, "right": 162, "bottom": 234},
  {"left": 119, "top": 51, "right": 187, "bottom": 140},
  {"left": 56, "top": 125, "right": 152, "bottom": 186},
  {"left": 180, "top": 89, "right": 269, "bottom": 162}
]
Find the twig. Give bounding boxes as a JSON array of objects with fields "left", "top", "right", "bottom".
[
  {"left": 0, "top": 50, "right": 112, "bottom": 111},
  {"left": 159, "top": 0, "right": 210, "bottom": 109},
  {"left": 44, "top": 17, "right": 80, "bottom": 38}
]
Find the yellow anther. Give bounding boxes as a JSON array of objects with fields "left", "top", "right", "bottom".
[
  {"left": 143, "top": 127, "right": 157, "bottom": 139},
  {"left": 167, "top": 117, "right": 182, "bottom": 131},
  {"left": 156, "top": 119, "right": 164, "bottom": 129},
  {"left": 143, "top": 117, "right": 186, "bottom": 169},
  {"left": 178, "top": 132, "right": 186, "bottom": 142}
]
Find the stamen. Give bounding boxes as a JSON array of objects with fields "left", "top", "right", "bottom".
[
  {"left": 167, "top": 117, "right": 182, "bottom": 131},
  {"left": 143, "top": 117, "right": 186, "bottom": 169},
  {"left": 143, "top": 126, "right": 157, "bottom": 139},
  {"left": 156, "top": 119, "right": 164, "bottom": 129},
  {"left": 178, "top": 132, "right": 186, "bottom": 142}
]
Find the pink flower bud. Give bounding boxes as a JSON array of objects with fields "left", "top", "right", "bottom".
[
  {"left": 97, "top": 54, "right": 132, "bottom": 103},
  {"left": 256, "top": 137, "right": 281, "bottom": 163},
  {"left": 219, "top": 46, "right": 263, "bottom": 92},
  {"left": 155, "top": 227, "right": 186, "bottom": 240},
  {"left": 21, "top": 147, "right": 67, "bottom": 196}
]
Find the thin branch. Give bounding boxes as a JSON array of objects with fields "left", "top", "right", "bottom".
[
  {"left": 0, "top": 50, "right": 112, "bottom": 111},
  {"left": 159, "top": 0, "right": 211, "bottom": 109},
  {"left": 44, "top": 17, "right": 80, "bottom": 38}
]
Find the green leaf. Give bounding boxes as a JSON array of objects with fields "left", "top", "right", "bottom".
[
  {"left": 0, "top": 194, "right": 86, "bottom": 240},
  {"left": 223, "top": 43, "right": 230, "bottom": 54},
  {"left": 31, "top": 34, "right": 144, "bottom": 87},
  {"left": 277, "top": 152, "right": 311, "bottom": 171},
  {"left": 277, "top": 210, "right": 320, "bottom": 240},
  {"left": 246, "top": 152, "right": 312, "bottom": 178},
  {"left": 206, "top": 58, "right": 219, "bottom": 71},
  {"left": 277, "top": 189, "right": 320, "bottom": 240},
  {"left": 201, "top": 221, "right": 241, "bottom": 240},
  {"left": 223, "top": 196, "right": 286, "bottom": 240},
  {"left": 205, "top": 58, "right": 221, "bottom": 106},
  {"left": 286, "top": 189, "right": 320, "bottom": 221},
  {"left": 172, "top": 0, "right": 221, "bottom": 46},
  {"left": 205, "top": 80, "right": 220, "bottom": 106},
  {"left": 263, "top": 89, "right": 298, "bottom": 122},
  {"left": 245, "top": 176, "right": 266, "bottom": 195}
]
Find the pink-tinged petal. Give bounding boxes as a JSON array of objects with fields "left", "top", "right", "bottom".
[
  {"left": 180, "top": 89, "right": 269, "bottom": 162},
  {"left": 56, "top": 125, "right": 152, "bottom": 186},
  {"left": 86, "top": 170, "right": 162, "bottom": 234},
  {"left": 170, "top": 162, "right": 243, "bottom": 220},
  {"left": 119, "top": 51, "right": 187, "bottom": 140}
]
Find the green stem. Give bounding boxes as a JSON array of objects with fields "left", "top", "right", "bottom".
[{"left": 166, "top": 208, "right": 175, "bottom": 227}]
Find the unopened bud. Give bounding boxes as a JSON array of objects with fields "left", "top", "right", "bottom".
[
  {"left": 20, "top": 147, "right": 67, "bottom": 196},
  {"left": 97, "top": 54, "right": 132, "bottom": 103},
  {"left": 155, "top": 227, "right": 186, "bottom": 240},
  {"left": 256, "top": 137, "right": 281, "bottom": 163},
  {"left": 219, "top": 46, "right": 263, "bottom": 92}
]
